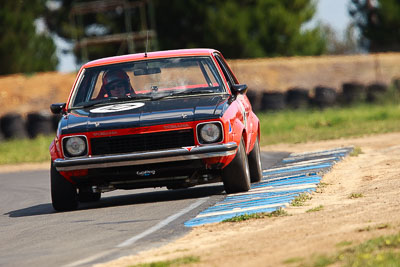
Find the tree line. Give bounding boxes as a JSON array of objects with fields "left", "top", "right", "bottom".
[{"left": 1, "top": 0, "right": 399, "bottom": 75}]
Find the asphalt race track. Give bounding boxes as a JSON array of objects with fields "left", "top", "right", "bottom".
[{"left": 0, "top": 151, "right": 288, "bottom": 267}]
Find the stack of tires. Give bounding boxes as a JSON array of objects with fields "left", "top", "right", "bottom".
[
  {"left": 248, "top": 79, "right": 395, "bottom": 114},
  {"left": 341, "top": 82, "right": 366, "bottom": 105},
  {"left": 285, "top": 88, "right": 310, "bottom": 109},
  {"left": 0, "top": 111, "right": 60, "bottom": 140},
  {"left": 313, "top": 86, "right": 337, "bottom": 109},
  {"left": 260, "top": 91, "right": 286, "bottom": 111},
  {"left": 366, "top": 83, "right": 388, "bottom": 102},
  {"left": 246, "top": 90, "right": 262, "bottom": 112},
  {"left": 0, "top": 113, "right": 28, "bottom": 139}
]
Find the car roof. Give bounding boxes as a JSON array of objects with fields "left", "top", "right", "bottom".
[{"left": 82, "top": 48, "right": 220, "bottom": 69}]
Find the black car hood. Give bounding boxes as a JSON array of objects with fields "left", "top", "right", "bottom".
[{"left": 60, "top": 95, "right": 230, "bottom": 135}]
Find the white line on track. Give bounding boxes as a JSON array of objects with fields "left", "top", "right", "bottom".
[
  {"left": 63, "top": 249, "right": 118, "bottom": 267},
  {"left": 117, "top": 197, "right": 209, "bottom": 247},
  {"left": 64, "top": 197, "right": 209, "bottom": 267}
]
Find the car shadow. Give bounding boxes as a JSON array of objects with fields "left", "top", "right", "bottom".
[
  {"left": 5, "top": 151, "right": 290, "bottom": 218},
  {"left": 4, "top": 184, "right": 225, "bottom": 218}
]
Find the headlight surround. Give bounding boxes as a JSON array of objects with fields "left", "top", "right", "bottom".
[
  {"left": 197, "top": 122, "right": 223, "bottom": 144},
  {"left": 63, "top": 136, "right": 88, "bottom": 157}
]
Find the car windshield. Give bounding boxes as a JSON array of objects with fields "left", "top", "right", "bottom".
[{"left": 70, "top": 56, "right": 225, "bottom": 108}]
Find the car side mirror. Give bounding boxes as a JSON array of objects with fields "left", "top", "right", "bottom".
[
  {"left": 231, "top": 84, "right": 248, "bottom": 95},
  {"left": 50, "top": 103, "right": 66, "bottom": 115}
]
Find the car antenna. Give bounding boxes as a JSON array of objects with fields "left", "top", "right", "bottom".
[{"left": 144, "top": 30, "right": 149, "bottom": 58}]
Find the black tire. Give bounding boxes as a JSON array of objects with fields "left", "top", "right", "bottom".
[
  {"left": 26, "top": 111, "right": 54, "bottom": 138},
  {"left": 261, "top": 92, "right": 286, "bottom": 111},
  {"left": 341, "top": 82, "right": 366, "bottom": 104},
  {"left": 313, "top": 86, "right": 337, "bottom": 108},
  {"left": 285, "top": 87, "right": 310, "bottom": 109},
  {"left": 0, "top": 113, "right": 28, "bottom": 139},
  {"left": 51, "top": 162, "right": 78, "bottom": 211},
  {"left": 366, "top": 82, "right": 388, "bottom": 103},
  {"left": 248, "top": 136, "right": 262, "bottom": 183},
  {"left": 246, "top": 89, "right": 262, "bottom": 112},
  {"left": 222, "top": 138, "right": 251, "bottom": 194},
  {"left": 78, "top": 191, "right": 101, "bottom": 203}
]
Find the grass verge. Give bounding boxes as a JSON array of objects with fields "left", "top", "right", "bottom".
[
  {"left": 222, "top": 208, "right": 288, "bottom": 222},
  {"left": 129, "top": 256, "right": 200, "bottom": 267},
  {"left": 299, "top": 232, "right": 400, "bottom": 267},
  {"left": 291, "top": 193, "right": 312, "bottom": 206},
  {"left": 306, "top": 205, "right": 324, "bottom": 213},
  {"left": 0, "top": 135, "right": 53, "bottom": 164},
  {"left": 258, "top": 103, "right": 400, "bottom": 146}
]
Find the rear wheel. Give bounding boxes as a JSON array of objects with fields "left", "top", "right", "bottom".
[
  {"left": 222, "top": 138, "right": 251, "bottom": 194},
  {"left": 51, "top": 162, "right": 78, "bottom": 211},
  {"left": 248, "top": 136, "right": 262, "bottom": 183}
]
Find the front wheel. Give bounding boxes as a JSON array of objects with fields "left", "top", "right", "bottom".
[
  {"left": 51, "top": 162, "right": 78, "bottom": 211},
  {"left": 222, "top": 138, "right": 251, "bottom": 194},
  {"left": 248, "top": 136, "right": 263, "bottom": 183}
]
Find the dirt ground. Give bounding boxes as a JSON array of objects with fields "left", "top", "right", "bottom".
[{"left": 93, "top": 132, "right": 400, "bottom": 267}]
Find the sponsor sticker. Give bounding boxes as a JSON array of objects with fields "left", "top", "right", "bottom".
[
  {"left": 136, "top": 170, "right": 156, "bottom": 176},
  {"left": 90, "top": 102, "right": 145, "bottom": 113}
]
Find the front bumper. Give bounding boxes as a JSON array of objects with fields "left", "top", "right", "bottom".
[{"left": 54, "top": 142, "right": 237, "bottom": 171}]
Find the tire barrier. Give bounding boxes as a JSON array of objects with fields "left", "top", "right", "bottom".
[
  {"left": 0, "top": 113, "right": 28, "bottom": 139},
  {"left": 0, "top": 125, "right": 4, "bottom": 142},
  {"left": 246, "top": 89, "right": 262, "bottom": 112},
  {"left": 261, "top": 92, "right": 286, "bottom": 111},
  {"left": 285, "top": 88, "right": 310, "bottom": 109},
  {"left": 26, "top": 111, "right": 54, "bottom": 138},
  {"left": 0, "top": 79, "right": 391, "bottom": 141},
  {"left": 366, "top": 82, "right": 388, "bottom": 103},
  {"left": 392, "top": 78, "right": 400, "bottom": 91},
  {"left": 341, "top": 82, "right": 366, "bottom": 104},
  {"left": 313, "top": 86, "right": 337, "bottom": 108}
]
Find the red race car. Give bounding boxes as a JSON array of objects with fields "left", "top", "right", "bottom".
[{"left": 50, "top": 49, "right": 262, "bottom": 211}]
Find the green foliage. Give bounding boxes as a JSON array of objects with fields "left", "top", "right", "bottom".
[
  {"left": 350, "top": 147, "right": 363, "bottom": 157},
  {"left": 0, "top": 135, "right": 53, "bottom": 164},
  {"left": 155, "top": 0, "right": 327, "bottom": 58},
  {"left": 350, "top": 0, "right": 400, "bottom": 52},
  {"left": 349, "top": 193, "right": 364, "bottom": 199},
  {"left": 306, "top": 205, "right": 324, "bottom": 213},
  {"left": 258, "top": 102, "right": 400, "bottom": 146},
  {"left": 44, "top": 0, "right": 326, "bottom": 61},
  {"left": 129, "top": 256, "right": 200, "bottom": 267},
  {"left": 305, "top": 232, "right": 400, "bottom": 267},
  {"left": 291, "top": 193, "right": 312, "bottom": 206},
  {"left": 222, "top": 208, "right": 288, "bottom": 222},
  {"left": 0, "top": 0, "right": 58, "bottom": 75}
]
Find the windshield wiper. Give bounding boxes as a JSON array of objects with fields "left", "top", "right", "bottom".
[{"left": 151, "top": 89, "right": 217, "bottom": 101}]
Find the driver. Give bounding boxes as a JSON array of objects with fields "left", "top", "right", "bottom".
[{"left": 102, "top": 69, "right": 135, "bottom": 98}]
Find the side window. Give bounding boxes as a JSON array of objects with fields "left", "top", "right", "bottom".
[
  {"left": 214, "top": 54, "right": 237, "bottom": 91},
  {"left": 90, "top": 71, "right": 105, "bottom": 100}
]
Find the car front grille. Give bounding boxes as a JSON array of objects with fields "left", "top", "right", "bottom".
[{"left": 90, "top": 129, "right": 195, "bottom": 156}]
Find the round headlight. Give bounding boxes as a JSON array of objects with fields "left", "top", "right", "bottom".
[
  {"left": 199, "top": 123, "right": 221, "bottom": 143},
  {"left": 64, "top": 137, "right": 87, "bottom": 157}
]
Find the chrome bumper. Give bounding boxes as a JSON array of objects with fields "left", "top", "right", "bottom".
[{"left": 54, "top": 142, "right": 238, "bottom": 171}]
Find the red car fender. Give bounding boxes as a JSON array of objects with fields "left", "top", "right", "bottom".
[
  {"left": 50, "top": 138, "right": 80, "bottom": 184},
  {"left": 215, "top": 101, "right": 246, "bottom": 168},
  {"left": 245, "top": 111, "right": 260, "bottom": 154},
  {"left": 49, "top": 138, "right": 62, "bottom": 161}
]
